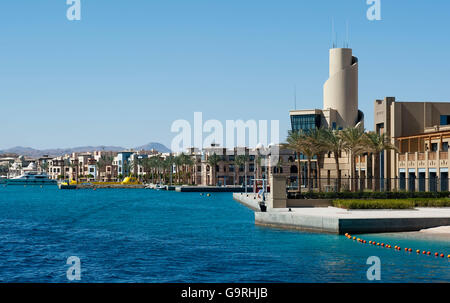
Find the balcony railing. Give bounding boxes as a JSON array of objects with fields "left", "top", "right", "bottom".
[{"left": 429, "top": 152, "right": 437, "bottom": 160}]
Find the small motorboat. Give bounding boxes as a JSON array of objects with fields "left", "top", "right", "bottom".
[{"left": 58, "top": 180, "right": 77, "bottom": 190}]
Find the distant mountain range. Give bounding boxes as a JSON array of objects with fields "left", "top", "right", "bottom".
[{"left": 0, "top": 142, "right": 171, "bottom": 158}]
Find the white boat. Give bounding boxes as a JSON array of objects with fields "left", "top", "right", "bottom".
[
  {"left": 7, "top": 172, "right": 57, "bottom": 185},
  {"left": 154, "top": 184, "right": 165, "bottom": 190}
]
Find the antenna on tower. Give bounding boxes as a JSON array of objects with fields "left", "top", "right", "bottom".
[
  {"left": 331, "top": 18, "right": 336, "bottom": 48},
  {"left": 345, "top": 20, "right": 350, "bottom": 48}
]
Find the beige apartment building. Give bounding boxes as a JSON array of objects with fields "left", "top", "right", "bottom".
[{"left": 374, "top": 97, "right": 450, "bottom": 191}]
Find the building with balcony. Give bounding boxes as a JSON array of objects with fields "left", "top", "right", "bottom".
[{"left": 375, "top": 97, "right": 450, "bottom": 191}]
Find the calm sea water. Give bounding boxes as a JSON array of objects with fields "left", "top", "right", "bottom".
[{"left": 0, "top": 186, "right": 448, "bottom": 283}]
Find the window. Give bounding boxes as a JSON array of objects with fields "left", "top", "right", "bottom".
[
  {"left": 332, "top": 122, "right": 337, "bottom": 130},
  {"left": 229, "top": 164, "right": 234, "bottom": 172},
  {"left": 443, "top": 142, "right": 449, "bottom": 152},
  {"left": 440, "top": 115, "right": 450, "bottom": 126},
  {"left": 431, "top": 143, "right": 438, "bottom": 152},
  {"left": 290, "top": 114, "right": 321, "bottom": 132}
]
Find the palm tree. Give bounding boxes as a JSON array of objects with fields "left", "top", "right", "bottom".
[
  {"left": 174, "top": 155, "right": 183, "bottom": 184},
  {"left": 95, "top": 159, "right": 105, "bottom": 182},
  {"left": 282, "top": 130, "right": 308, "bottom": 193},
  {"left": 142, "top": 158, "right": 152, "bottom": 183},
  {"left": 364, "top": 131, "right": 398, "bottom": 191},
  {"left": 147, "top": 157, "right": 157, "bottom": 183},
  {"left": 207, "top": 152, "right": 221, "bottom": 186},
  {"left": 184, "top": 156, "right": 194, "bottom": 184},
  {"left": 341, "top": 127, "right": 366, "bottom": 192},
  {"left": 305, "top": 128, "right": 329, "bottom": 192},
  {"left": 178, "top": 153, "right": 190, "bottom": 184},
  {"left": 164, "top": 155, "right": 175, "bottom": 185},
  {"left": 40, "top": 161, "right": 49, "bottom": 175},
  {"left": 155, "top": 157, "right": 164, "bottom": 183},
  {"left": 136, "top": 158, "right": 145, "bottom": 180},
  {"left": 301, "top": 137, "right": 315, "bottom": 192},
  {"left": 322, "top": 128, "right": 345, "bottom": 192}
]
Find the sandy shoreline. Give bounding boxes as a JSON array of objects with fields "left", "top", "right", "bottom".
[
  {"left": 377, "top": 226, "right": 450, "bottom": 242},
  {"left": 419, "top": 226, "right": 450, "bottom": 235}
]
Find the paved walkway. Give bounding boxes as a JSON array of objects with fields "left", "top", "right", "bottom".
[{"left": 273, "top": 207, "right": 450, "bottom": 219}]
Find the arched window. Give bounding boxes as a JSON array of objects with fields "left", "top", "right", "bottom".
[{"left": 290, "top": 165, "right": 298, "bottom": 174}]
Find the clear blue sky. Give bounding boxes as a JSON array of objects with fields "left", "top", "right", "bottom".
[{"left": 1, "top": 0, "right": 450, "bottom": 150}]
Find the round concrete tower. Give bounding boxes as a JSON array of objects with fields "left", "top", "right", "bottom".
[{"left": 323, "top": 48, "right": 359, "bottom": 128}]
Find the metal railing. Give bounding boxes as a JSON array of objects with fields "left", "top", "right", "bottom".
[{"left": 285, "top": 177, "right": 450, "bottom": 193}]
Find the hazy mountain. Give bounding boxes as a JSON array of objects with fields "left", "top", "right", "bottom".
[
  {"left": 0, "top": 143, "right": 171, "bottom": 158},
  {"left": 135, "top": 142, "right": 171, "bottom": 153}
]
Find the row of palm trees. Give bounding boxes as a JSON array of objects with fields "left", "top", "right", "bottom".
[
  {"left": 283, "top": 126, "right": 397, "bottom": 192},
  {"left": 66, "top": 153, "right": 256, "bottom": 186}
]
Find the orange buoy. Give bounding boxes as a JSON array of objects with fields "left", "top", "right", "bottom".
[
  {"left": 416, "top": 250, "right": 420, "bottom": 253},
  {"left": 441, "top": 254, "right": 445, "bottom": 258},
  {"left": 353, "top": 237, "right": 356, "bottom": 240},
  {"left": 448, "top": 255, "right": 450, "bottom": 258},
  {"left": 427, "top": 251, "right": 431, "bottom": 255},
  {"left": 369, "top": 241, "right": 372, "bottom": 244},
  {"left": 409, "top": 248, "right": 412, "bottom": 252},
  {"left": 435, "top": 253, "right": 439, "bottom": 256},
  {"left": 405, "top": 248, "right": 408, "bottom": 252}
]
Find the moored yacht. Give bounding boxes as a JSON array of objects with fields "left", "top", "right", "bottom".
[{"left": 7, "top": 172, "right": 57, "bottom": 185}]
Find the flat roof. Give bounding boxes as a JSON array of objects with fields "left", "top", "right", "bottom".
[{"left": 289, "top": 109, "right": 322, "bottom": 116}]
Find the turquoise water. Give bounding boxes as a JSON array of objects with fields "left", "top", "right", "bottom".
[{"left": 0, "top": 186, "right": 448, "bottom": 283}]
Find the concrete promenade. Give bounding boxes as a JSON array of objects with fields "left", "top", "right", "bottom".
[
  {"left": 233, "top": 193, "right": 263, "bottom": 212},
  {"left": 176, "top": 186, "right": 252, "bottom": 193},
  {"left": 233, "top": 193, "right": 450, "bottom": 234}
]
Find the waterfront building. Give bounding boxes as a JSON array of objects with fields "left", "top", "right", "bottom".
[
  {"left": 115, "top": 151, "right": 134, "bottom": 178},
  {"left": 286, "top": 48, "right": 366, "bottom": 190},
  {"left": 48, "top": 156, "right": 71, "bottom": 180},
  {"left": 182, "top": 145, "right": 264, "bottom": 187},
  {"left": 375, "top": 97, "right": 450, "bottom": 191},
  {"left": 92, "top": 151, "right": 118, "bottom": 182}
]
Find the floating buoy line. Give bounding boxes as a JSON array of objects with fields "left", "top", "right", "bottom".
[{"left": 344, "top": 233, "right": 449, "bottom": 260}]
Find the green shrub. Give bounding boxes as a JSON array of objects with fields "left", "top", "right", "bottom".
[
  {"left": 332, "top": 199, "right": 414, "bottom": 209},
  {"left": 332, "top": 198, "right": 450, "bottom": 209},
  {"left": 412, "top": 198, "right": 450, "bottom": 207}
]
